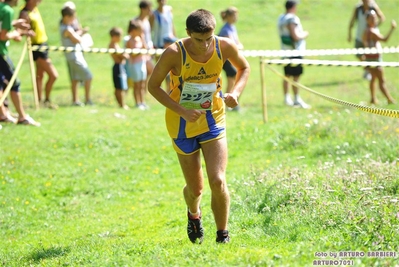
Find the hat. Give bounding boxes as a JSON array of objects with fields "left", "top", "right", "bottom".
[
  {"left": 63, "top": 1, "right": 76, "bottom": 10},
  {"left": 163, "top": 36, "right": 178, "bottom": 44}
]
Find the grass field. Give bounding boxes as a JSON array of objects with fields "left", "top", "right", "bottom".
[{"left": 1, "top": 0, "right": 399, "bottom": 266}]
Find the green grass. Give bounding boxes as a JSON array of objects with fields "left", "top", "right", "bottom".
[{"left": 1, "top": 0, "right": 399, "bottom": 266}]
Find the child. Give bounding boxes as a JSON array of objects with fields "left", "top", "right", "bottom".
[
  {"left": 20, "top": 0, "right": 59, "bottom": 109},
  {"left": 62, "top": 1, "right": 89, "bottom": 38},
  {"left": 362, "top": 11, "right": 396, "bottom": 105},
  {"left": 108, "top": 27, "right": 129, "bottom": 109},
  {"left": 60, "top": 6, "right": 93, "bottom": 106},
  {"left": 126, "top": 19, "right": 147, "bottom": 110}
]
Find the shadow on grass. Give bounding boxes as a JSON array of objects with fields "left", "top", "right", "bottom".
[
  {"left": 306, "top": 78, "right": 363, "bottom": 88},
  {"left": 28, "top": 246, "right": 70, "bottom": 263},
  {"left": 48, "top": 85, "right": 70, "bottom": 92}
]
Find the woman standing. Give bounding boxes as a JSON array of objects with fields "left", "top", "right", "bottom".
[{"left": 218, "top": 7, "right": 243, "bottom": 111}]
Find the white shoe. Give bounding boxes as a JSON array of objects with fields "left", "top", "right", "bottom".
[
  {"left": 72, "top": 101, "right": 85, "bottom": 107},
  {"left": 0, "top": 114, "right": 17, "bottom": 123},
  {"left": 17, "top": 115, "right": 41, "bottom": 127},
  {"left": 294, "top": 98, "right": 311, "bottom": 109},
  {"left": 136, "top": 104, "right": 146, "bottom": 111},
  {"left": 284, "top": 95, "right": 294, "bottom": 106}
]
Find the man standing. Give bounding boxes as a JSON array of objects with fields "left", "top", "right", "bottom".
[
  {"left": 148, "top": 9, "right": 250, "bottom": 244},
  {"left": 149, "top": 0, "right": 176, "bottom": 49},
  {"left": 0, "top": 0, "right": 40, "bottom": 126},
  {"left": 277, "top": 0, "right": 310, "bottom": 109}
]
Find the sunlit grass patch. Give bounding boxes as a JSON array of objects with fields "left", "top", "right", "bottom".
[{"left": 235, "top": 161, "right": 399, "bottom": 254}]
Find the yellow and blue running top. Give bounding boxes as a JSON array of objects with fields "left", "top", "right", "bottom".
[{"left": 166, "top": 36, "right": 226, "bottom": 139}]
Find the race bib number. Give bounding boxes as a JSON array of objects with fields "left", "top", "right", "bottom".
[{"left": 179, "top": 82, "right": 216, "bottom": 110}]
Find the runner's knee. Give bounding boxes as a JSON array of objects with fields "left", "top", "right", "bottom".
[{"left": 209, "top": 176, "right": 227, "bottom": 193}]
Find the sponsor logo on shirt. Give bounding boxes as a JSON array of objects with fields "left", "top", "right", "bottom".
[
  {"left": 185, "top": 72, "right": 218, "bottom": 82},
  {"left": 197, "top": 67, "right": 206, "bottom": 75}
]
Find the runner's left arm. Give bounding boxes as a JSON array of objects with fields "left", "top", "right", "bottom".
[{"left": 220, "top": 38, "right": 250, "bottom": 108}]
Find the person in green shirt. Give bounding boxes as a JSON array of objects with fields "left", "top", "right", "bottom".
[{"left": 0, "top": 0, "right": 40, "bottom": 126}]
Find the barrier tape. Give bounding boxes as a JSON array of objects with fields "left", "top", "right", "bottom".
[
  {"left": 31, "top": 45, "right": 399, "bottom": 57},
  {"left": 266, "top": 65, "right": 399, "bottom": 119},
  {"left": 243, "top": 46, "right": 399, "bottom": 57},
  {"left": 262, "top": 58, "right": 399, "bottom": 68},
  {"left": 32, "top": 45, "right": 165, "bottom": 55}
]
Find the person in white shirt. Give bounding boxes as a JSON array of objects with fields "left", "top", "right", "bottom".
[{"left": 277, "top": 0, "right": 310, "bottom": 109}]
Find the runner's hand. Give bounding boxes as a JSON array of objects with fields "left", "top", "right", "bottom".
[
  {"left": 224, "top": 93, "right": 239, "bottom": 108},
  {"left": 181, "top": 109, "right": 206, "bottom": 123}
]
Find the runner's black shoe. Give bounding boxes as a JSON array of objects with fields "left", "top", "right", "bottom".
[
  {"left": 187, "top": 211, "right": 204, "bottom": 244},
  {"left": 216, "top": 230, "right": 230, "bottom": 243}
]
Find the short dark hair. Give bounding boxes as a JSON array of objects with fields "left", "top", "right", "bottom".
[
  {"left": 285, "top": 0, "right": 298, "bottom": 10},
  {"left": 139, "top": 0, "right": 151, "bottom": 9},
  {"left": 186, "top": 9, "right": 216, "bottom": 34},
  {"left": 61, "top": 6, "right": 75, "bottom": 17},
  {"left": 110, "top": 27, "right": 122, "bottom": 37},
  {"left": 127, "top": 19, "right": 143, "bottom": 34}
]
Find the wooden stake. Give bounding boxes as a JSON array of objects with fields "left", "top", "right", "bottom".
[
  {"left": 0, "top": 42, "right": 28, "bottom": 106},
  {"left": 260, "top": 58, "right": 268, "bottom": 123},
  {"left": 27, "top": 37, "right": 39, "bottom": 110}
]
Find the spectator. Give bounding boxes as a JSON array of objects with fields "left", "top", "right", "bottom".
[
  {"left": 148, "top": 9, "right": 250, "bottom": 244},
  {"left": 61, "top": 1, "right": 91, "bottom": 85},
  {"left": 109, "top": 27, "right": 129, "bottom": 109},
  {"left": 149, "top": 0, "right": 176, "bottom": 49},
  {"left": 0, "top": 0, "right": 40, "bottom": 126},
  {"left": 62, "top": 1, "right": 89, "bottom": 37},
  {"left": 218, "top": 6, "right": 243, "bottom": 111},
  {"left": 60, "top": 6, "right": 93, "bottom": 106},
  {"left": 136, "top": 0, "right": 154, "bottom": 85},
  {"left": 348, "top": 0, "right": 385, "bottom": 80},
  {"left": 362, "top": 11, "right": 396, "bottom": 105},
  {"left": 162, "top": 35, "right": 177, "bottom": 93},
  {"left": 126, "top": 19, "right": 147, "bottom": 110},
  {"left": 277, "top": 0, "right": 310, "bottom": 109},
  {"left": 20, "top": 0, "right": 59, "bottom": 109}
]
